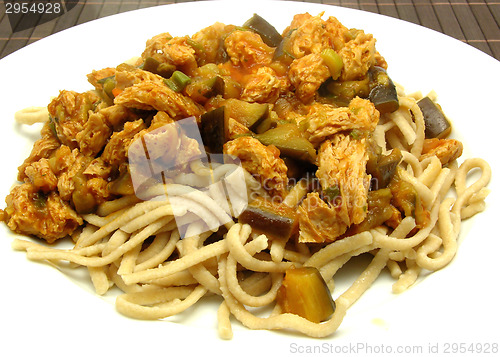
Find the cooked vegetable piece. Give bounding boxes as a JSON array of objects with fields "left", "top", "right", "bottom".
[
  {"left": 321, "top": 49, "right": 344, "bottom": 80},
  {"left": 389, "top": 169, "right": 430, "bottom": 228},
  {"left": 112, "top": 88, "right": 123, "bottom": 97},
  {"left": 186, "top": 38, "right": 205, "bottom": 58},
  {"left": 322, "top": 185, "right": 341, "bottom": 204},
  {"left": 72, "top": 175, "right": 97, "bottom": 214},
  {"left": 254, "top": 111, "right": 280, "bottom": 134},
  {"left": 417, "top": 96, "right": 452, "bottom": 139},
  {"left": 346, "top": 188, "right": 394, "bottom": 234},
  {"left": 108, "top": 171, "right": 135, "bottom": 196},
  {"left": 366, "top": 147, "right": 402, "bottom": 189},
  {"left": 224, "top": 98, "right": 269, "bottom": 131},
  {"left": 200, "top": 106, "right": 228, "bottom": 153},
  {"left": 164, "top": 71, "right": 192, "bottom": 92},
  {"left": 255, "top": 124, "right": 316, "bottom": 163},
  {"left": 32, "top": 192, "right": 47, "bottom": 210},
  {"left": 100, "top": 76, "right": 117, "bottom": 101},
  {"left": 223, "top": 76, "right": 242, "bottom": 99},
  {"left": 320, "top": 77, "right": 371, "bottom": 106},
  {"left": 368, "top": 67, "right": 399, "bottom": 113},
  {"left": 185, "top": 76, "right": 225, "bottom": 103},
  {"left": 196, "top": 63, "right": 220, "bottom": 77},
  {"left": 243, "top": 13, "right": 283, "bottom": 47},
  {"left": 282, "top": 156, "right": 316, "bottom": 180},
  {"left": 238, "top": 196, "right": 299, "bottom": 240},
  {"left": 277, "top": 266, "right": 336, "bottom": 323},
  {"left": 273, "top": 29, "right": 295, "bottom": 65},
  {"left": 142, "top": 57, "right": 160, "bottom": 72},
  {"left": 143, "top": 57, "right": 176, "bottom": 78}
]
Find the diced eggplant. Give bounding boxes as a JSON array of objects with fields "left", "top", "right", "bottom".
[
  {"left": 277, "top": 266, "right": 336, "bottom": 323},
  {"left": 224, "top": 98, "right": 269, "bottom": 131},
  {"left": 319, "top": 77, "right": 371, "bottom": 106},
  {"left": 255, "top": 124, "right": 316, "bottom": 163},
  {"left": 273, "top": 29, "right": 295, "bottom": 65},
  {"left": 319, "top": 66, "right": 399, "bottom": 111},
  {"left": 238, "top": 196, "right": 299, "bottom": 240},
  {"left": 366, "top": 147, "right": 403, "bottom": 189},
  {"left": 222, "top": 76, "right": 242, "bottom": 99},
  {"left": 142, "top": 57, "right": 176, "bottom": 78},
  {"left": 205, "top": 76, "right": 225, "bottom": 98},
  {"left": 243, "top": 13, "right": 282, "bottom": 47},
  {"left": 185, "top": 76, "right": 225, "bottom": 103},
  {"left": 417, "top": 96, "right": 452, "bottom": 139},
  {"left": 254, "top": 111, "right": 280, "bottom": 134},
  {"left": 201, "top": 100, "right": 270, "bottom": 152},
  {"left": 281, "top": 156, "right": 316, "bottom": 181},
  {"left": 200, "top": 106, "right": 228, "bottom": 153},
  {"left": 368, "top": 67, "right": 399, "bottom": 114}
]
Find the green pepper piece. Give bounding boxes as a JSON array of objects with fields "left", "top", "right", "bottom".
[
  {"left": 322, "top": 185, "right": 341, "bottom": 204},
  {"left": 164, "top": 71, "right": 191, "bottom": 92},
  {"left": 321, "top": 49, "right": 343, "bottom": 80},
  {"left": 143, "top": 57, "right": 161, "bottom": 73},
  {"left": 186, "top": 38, "right": 205, "bottom": 57},
  {"left": 102, "top": 77, "right": 117, "bottom": 99}
]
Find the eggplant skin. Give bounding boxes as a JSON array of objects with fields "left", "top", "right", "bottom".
[
  {"left": 238, "top": 196, "right": 299, "bottom": 240},
  {"left": 417, "top": 96, "right": 451, "bottom": 139},
  {"left": 277, "top": 266, "right": 336, "bottom": 323},
  {"left": 200, "top": 107, "right": 227, "bottom": 153},
  {"left": 368, "top": 67, "right": 399, "bottom": 114},
  {"left": 243, "top": 13, "right": 283, "bottom": 48}
]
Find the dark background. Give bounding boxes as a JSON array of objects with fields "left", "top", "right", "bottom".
[{"left": 1, "top": 0, "right": 499, "bottom": 61}]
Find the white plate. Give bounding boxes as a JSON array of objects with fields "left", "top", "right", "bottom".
[{"left": 1, "top": 1, "right": 499, "bottom": 355}]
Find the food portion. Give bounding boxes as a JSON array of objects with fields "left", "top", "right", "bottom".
[{"left": 2, "top": 11, "right": 491, "bottom": 339}]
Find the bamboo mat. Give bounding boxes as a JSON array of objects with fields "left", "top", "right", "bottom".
[{"left": 1, "top": 0, "right": 499, "bottom": 60}]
